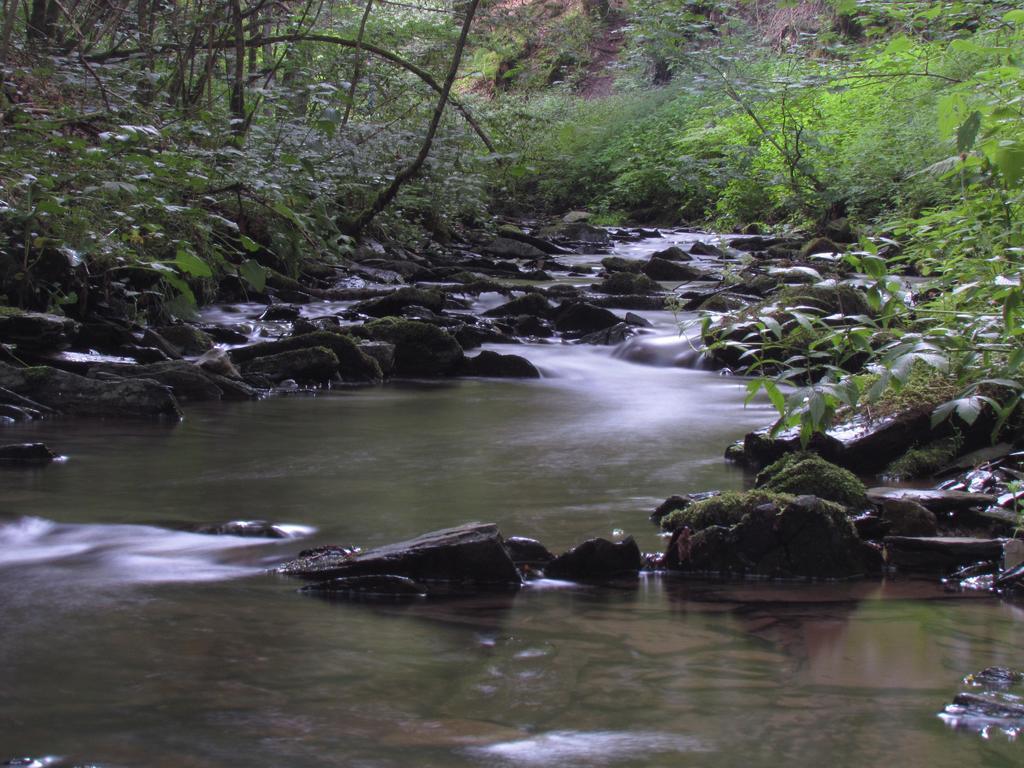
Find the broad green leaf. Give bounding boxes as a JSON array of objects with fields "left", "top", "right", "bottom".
[
  {"left": 994, "top": 144, "right": 1024, "bottom": 187},
  {"left": 956, "top": 111, "right": 982, "bottom": 154},
  {"left": 239, "top": 259, "right": 267, "bottom": 293},
  {"left": 239, "top": 234, "right": 261, "bottom": 253},
  {"left": 174, "top": 249, "right": 213, "bottom": 278}
]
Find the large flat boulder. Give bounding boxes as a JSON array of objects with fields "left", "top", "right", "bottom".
[
  {"left": 883, "top": 536, "right": 1004, "bottom": 572},
  {"left": 0, "top": 361, "right": 181, "bottom": 419},
  {"left": 867, "top": 487, "right": 997, "bottom": 512},
  {"left": 0, "top": 309, "right": 79, "bottom": 351},
  {"left": 278, "top": 522, "right": 522, "bottom": 586}
]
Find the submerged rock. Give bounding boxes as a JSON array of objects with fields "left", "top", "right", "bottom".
[
  {"left": 0, "top": 361, "right": 181, "bottom": 419},
  {"left": 0, "top": 443, "right": 57, "bottom": 465},
  {"left": 544, "top": 537, "right": 642, "bottom": 581},
  {"left": 279, "top": 522, "right": 522, "bottom": 587}
]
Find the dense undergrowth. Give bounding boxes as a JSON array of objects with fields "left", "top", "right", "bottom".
[{"left": 1, "top": 0, "right": 1022, "bottom": 444}]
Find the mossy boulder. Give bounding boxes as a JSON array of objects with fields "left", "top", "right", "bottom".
[
  {"left": 240, "top": 346, "right": 340, "bottom": 384},
  {"left": 230, "top": 331, "right": 382, "bottom": 383},
  {"left": 601, "top": 256, "right": 644, "bottom": 274},
  {"left": 755, "top": 452, "right": 868, "bottom": 509},
  {"left": 360, "top": 318, "right": 464, "bottom": 376},
  {"left": 678, "top": 495, "right": 868, "bottom": 578},
  {"left": 0, "top": 361, "right": 181, "bottom": 419},
  {"left": 153, "top": 324, "right": 215, "bottom": 356},
  {"left": 801, "top": 237, "right": 841, "bottom": 258},
  {"left": 538, "top": 221, "right": 610, "bottom": 245},
  {"left": 661, "top": 489, "right": 797, "bottom": 532},
  {"left": 594, "top": 272, "right": 660, "bottom": 295}
]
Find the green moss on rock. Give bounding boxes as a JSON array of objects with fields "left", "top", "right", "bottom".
[
  {"left": 884, "top": 437, "right": 961, "bottom": 481},
  {"left": 755, "top": 452, "right": 868, "bottom": 509},
  {"left": 661, "top": 489, "right": 795, "bottom": 532}
]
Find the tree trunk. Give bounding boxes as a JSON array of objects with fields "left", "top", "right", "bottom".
[
  {"left": 229, "top": 0, "right": 246, "bottom": 134},
  {"left": 341, "top": 0, "right": 373, "bottom": 128},
  {"left": 345, "top": 0, "right": 481, "bottom": 237}
]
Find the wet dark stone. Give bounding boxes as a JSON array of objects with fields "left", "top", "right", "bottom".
[
  {"left": 650, "top": 246, "right": 692, "bottom": 262},
  {"left": 883, "top": 536, "right": 1004, "bottom": 573},
  {"left": 0, "top": 443, "right": 57, "bottom": 465},
  {"left": 352, "top": 288, "right": 445, "bottom": 318},
  {"left": 505, "top": 536, "right": 555, "bottom": 566},
  {"left": 0, "top": 310, "right": 80, "bottom": 352},
  {"left": 642, "top": 257, "right": 711, "bottom": 281},
  {"left": 260, "top": 304, "right": 302, "bottom": 321},
  {"left": 689, "top": 241, "right": 727, "bottom": 257},
  {"left": 867, "top": 487, "right": 997, "bottom": 512},
  {"left": 188, "top": 520, "right": 291, "bottom": 538},
  {"left": 553, "top": 302, "right": 621, "bottom": 335},
  {"left": 483, "top": 292, "right": 554, "bottom": 319},
  {"left": 280, "top": 522, "right": 522, "bottom": 586},
  {"left": 545, "top": 537, "right": 642, "bottom": 581},
  {"left": 578, "top": 322, "right": 635, "bottom": 346},
  {"left": 460, "top": 350, "right": 540, "bottom": 378},
  {"left": 483, "top": 237, "right": 548, "bottom": 260}
]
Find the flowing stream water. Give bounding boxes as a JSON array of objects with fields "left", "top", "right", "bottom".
[{"left": 1, "top": 232, "right": 1021, "bottom": 767}]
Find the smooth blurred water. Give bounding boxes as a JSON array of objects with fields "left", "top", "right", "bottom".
[{"left": 1, "top": 231, "right": 1021, "bottom": 767}]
